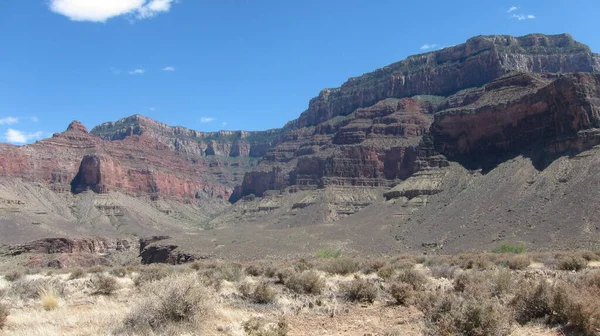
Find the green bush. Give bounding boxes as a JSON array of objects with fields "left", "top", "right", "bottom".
[
  {"left": 315, "top": 248, "right": 342, "bottom": 259},
  {"left": 492, "top": 242, "right": 526, "bottom": 254}
]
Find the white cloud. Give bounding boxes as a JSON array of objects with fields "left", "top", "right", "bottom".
[
  {"left": 507, "top": 6, "right": 518, "bottom": 13},
  {"left": 29, "top": 116, "right": 39, "bottom": 122},
  {"left": 129, "top": 69, "right": 145, "bottom": 75},
  {"left": 511, "top": 13, "right": 536, "bottom": 20},
  {"left": 48, "top": 0, "right": 177, "bottom": 23},
  {"left": 222, "top": 122, "right": 227, "bottom": 127},
  {"left": 4, "top": 129, "right": 45, "bottom": 144},
  {"left": 200, "top": 117, "right": 215, "bottom": 123},
  {"left": 420, "top": 44, "right": 438, "bottom": 50},
  {"left": 162, "top": 66, "right": 175, "bottom": 71},
  {"left": 0, "top": 117, "right": 19, "bottom": 125},
  {"left": 149, "top": 107, "right": 156, "bottom": 111}
]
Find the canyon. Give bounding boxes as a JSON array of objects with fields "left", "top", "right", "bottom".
[{"left": 1, "top": 33, "right": 600, "bottom": 261}]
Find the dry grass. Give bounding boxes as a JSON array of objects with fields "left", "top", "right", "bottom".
[
  {"left": 1, "top": 251, "right": 599, "bottom": 335},
  {"left": 40, "top": 289, "right": 59, "bottom": 311}
]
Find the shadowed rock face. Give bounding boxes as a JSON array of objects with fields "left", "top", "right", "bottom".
[
  {"left": 234, "top": 34, "right": 600, "bottom": 201},
  {"left": 432, "top": 72, "right": 600, "bottom": 169}
]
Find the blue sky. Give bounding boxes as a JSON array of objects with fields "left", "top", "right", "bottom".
[{"left": 0, "top": 0, "right": 599, "bottom": 144}]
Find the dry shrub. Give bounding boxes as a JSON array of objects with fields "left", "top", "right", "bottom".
[
  {"left": 284, "top": 271, "right": 325, "bottom": 295},
  {"left": 69, "top": 268, "right": 86, "bottom": 280},
  {"left": 239, "top": 281, "right": 276, "bottom": 304},
  {"left": 245, "top": 264, "right": 265, "bottom": 277},
  {"left": 119, "top": 273, "right": 209, "bottom": 335},
  {"left": 504, "top": 255, "right": 531, "bottom": 270},
  {"left": 341, "top": 276, "right": 377, "bottom": 303},
  {"left": 580, "top": 251, "right": 600, "bottom": 262},
  {"left": 210, "top": 263, "right": 244, "bottom": 282},
  {"left": 110, "top": 267, "right": 127, "bottom": 278},
  {"left": 361, "top": 259, "right": 386, "bottom": 274},
  {"left": 452, "top": 271, "right": 495, "bottom": 300},
  {"left": 510, "top": 278, "right": 552, "bottom": 324},
  {"left": 251, "top": 281, "right": 276, "bottom": 304},
  {"left": 551, "top": 281, "right": 600, "bottom": 335},
  {"left": 92, "top": 274, "right": 118, "bottom": 295},
  {"left": 557, "top": 255, "right": 588, "bottom": 271},
  {"left": 243, "top": 317, "right": 289, "bottom": 336},
  {"left": 397, "top": 269, "right": 428, "bottom": 290},
  {"left": 10, "top": 277, "right": 65, "bottom": 300},
  {"left": 429, "top": 264, "right": 460, "bottom": 279},
  {"left": 190, "top": 261, "right": 202, "bottom": 271},
  {"left": 40, "top": 289, "right": 59, "bottom": 311},
  {"left": 377, "top": 266, "right": 395, "bottom": 280},
  {"left": 264, "top": 265, "right": 278, "bottom": 278},
  {"left": 4, "top": 269, "right": 24, "bottom": 282},
  {"left": 423, "top": 293, "right": 513, "bottom": 336},
  {"left": 322, "top": 258, "right": 359, "bottom": 275},
  {"left": 583, "top": 270, "right": 600, "bottom": 288},
  {"left": 490, "top": 269, "right": 513, "bottom": 297},
  {"left": 275, "top": 268, "right": 295, "bottom": 285},
  {"left": 293, "top": 259, "right": 314, "bottom": 273},
  {"left": 455, "top": 254, "right": 494, "bottom": 270},
  {"left": 134, "top": 265, "right": 172, "bottom": 286},
  {"left": 389, "top": 281, "right": 414, "bottom": 306},
  {"left": 0, "top": 301, "right": 7, "bottom": 330},
  {"left": 88, "top": 265, "right": 105, "bottom": 273}
]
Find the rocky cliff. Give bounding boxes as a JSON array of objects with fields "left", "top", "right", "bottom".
[
  {"left": 91, "top": 114, "right": 282, "bottom": 158},
  {"left": 0, "top": 121, "right": 231, "bottom": 201},
  {"left": 234, "top": 33, "right": 600, "bottom": 202},
  {"left": 432, "top": 72, "right": 600, "bottom": 168}
]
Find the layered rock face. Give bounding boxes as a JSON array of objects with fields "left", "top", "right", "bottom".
[
  {"left": 1, "top": 237, "right": 136, "bottom": 256},
  {"left": 91, "top": 114, "right": 282, "bottom": 158},
  {"left": 231, "top": 96, "right": 441, "bottom": 201},
  {"left": 235, "top": 33, "right": 600, "bottom": 202},
  {"left": 432, "top": 72, "right": 600, "bottom": 167},
  {"left": 0, "top": 121, "right": 232, "bottom": 201},
  {"left": 296, "top": 34, "right": 598, "bottom": 129}
]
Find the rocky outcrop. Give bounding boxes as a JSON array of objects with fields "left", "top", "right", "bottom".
[
  {"left": 138, "top": 236, "right": 201, "bottom": 264},
  {"left": 1, "top": 237, "right": 137, "bottom": 256},
  {"left": 432, "top": 72, "right": 600, "bottom": 168}
]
